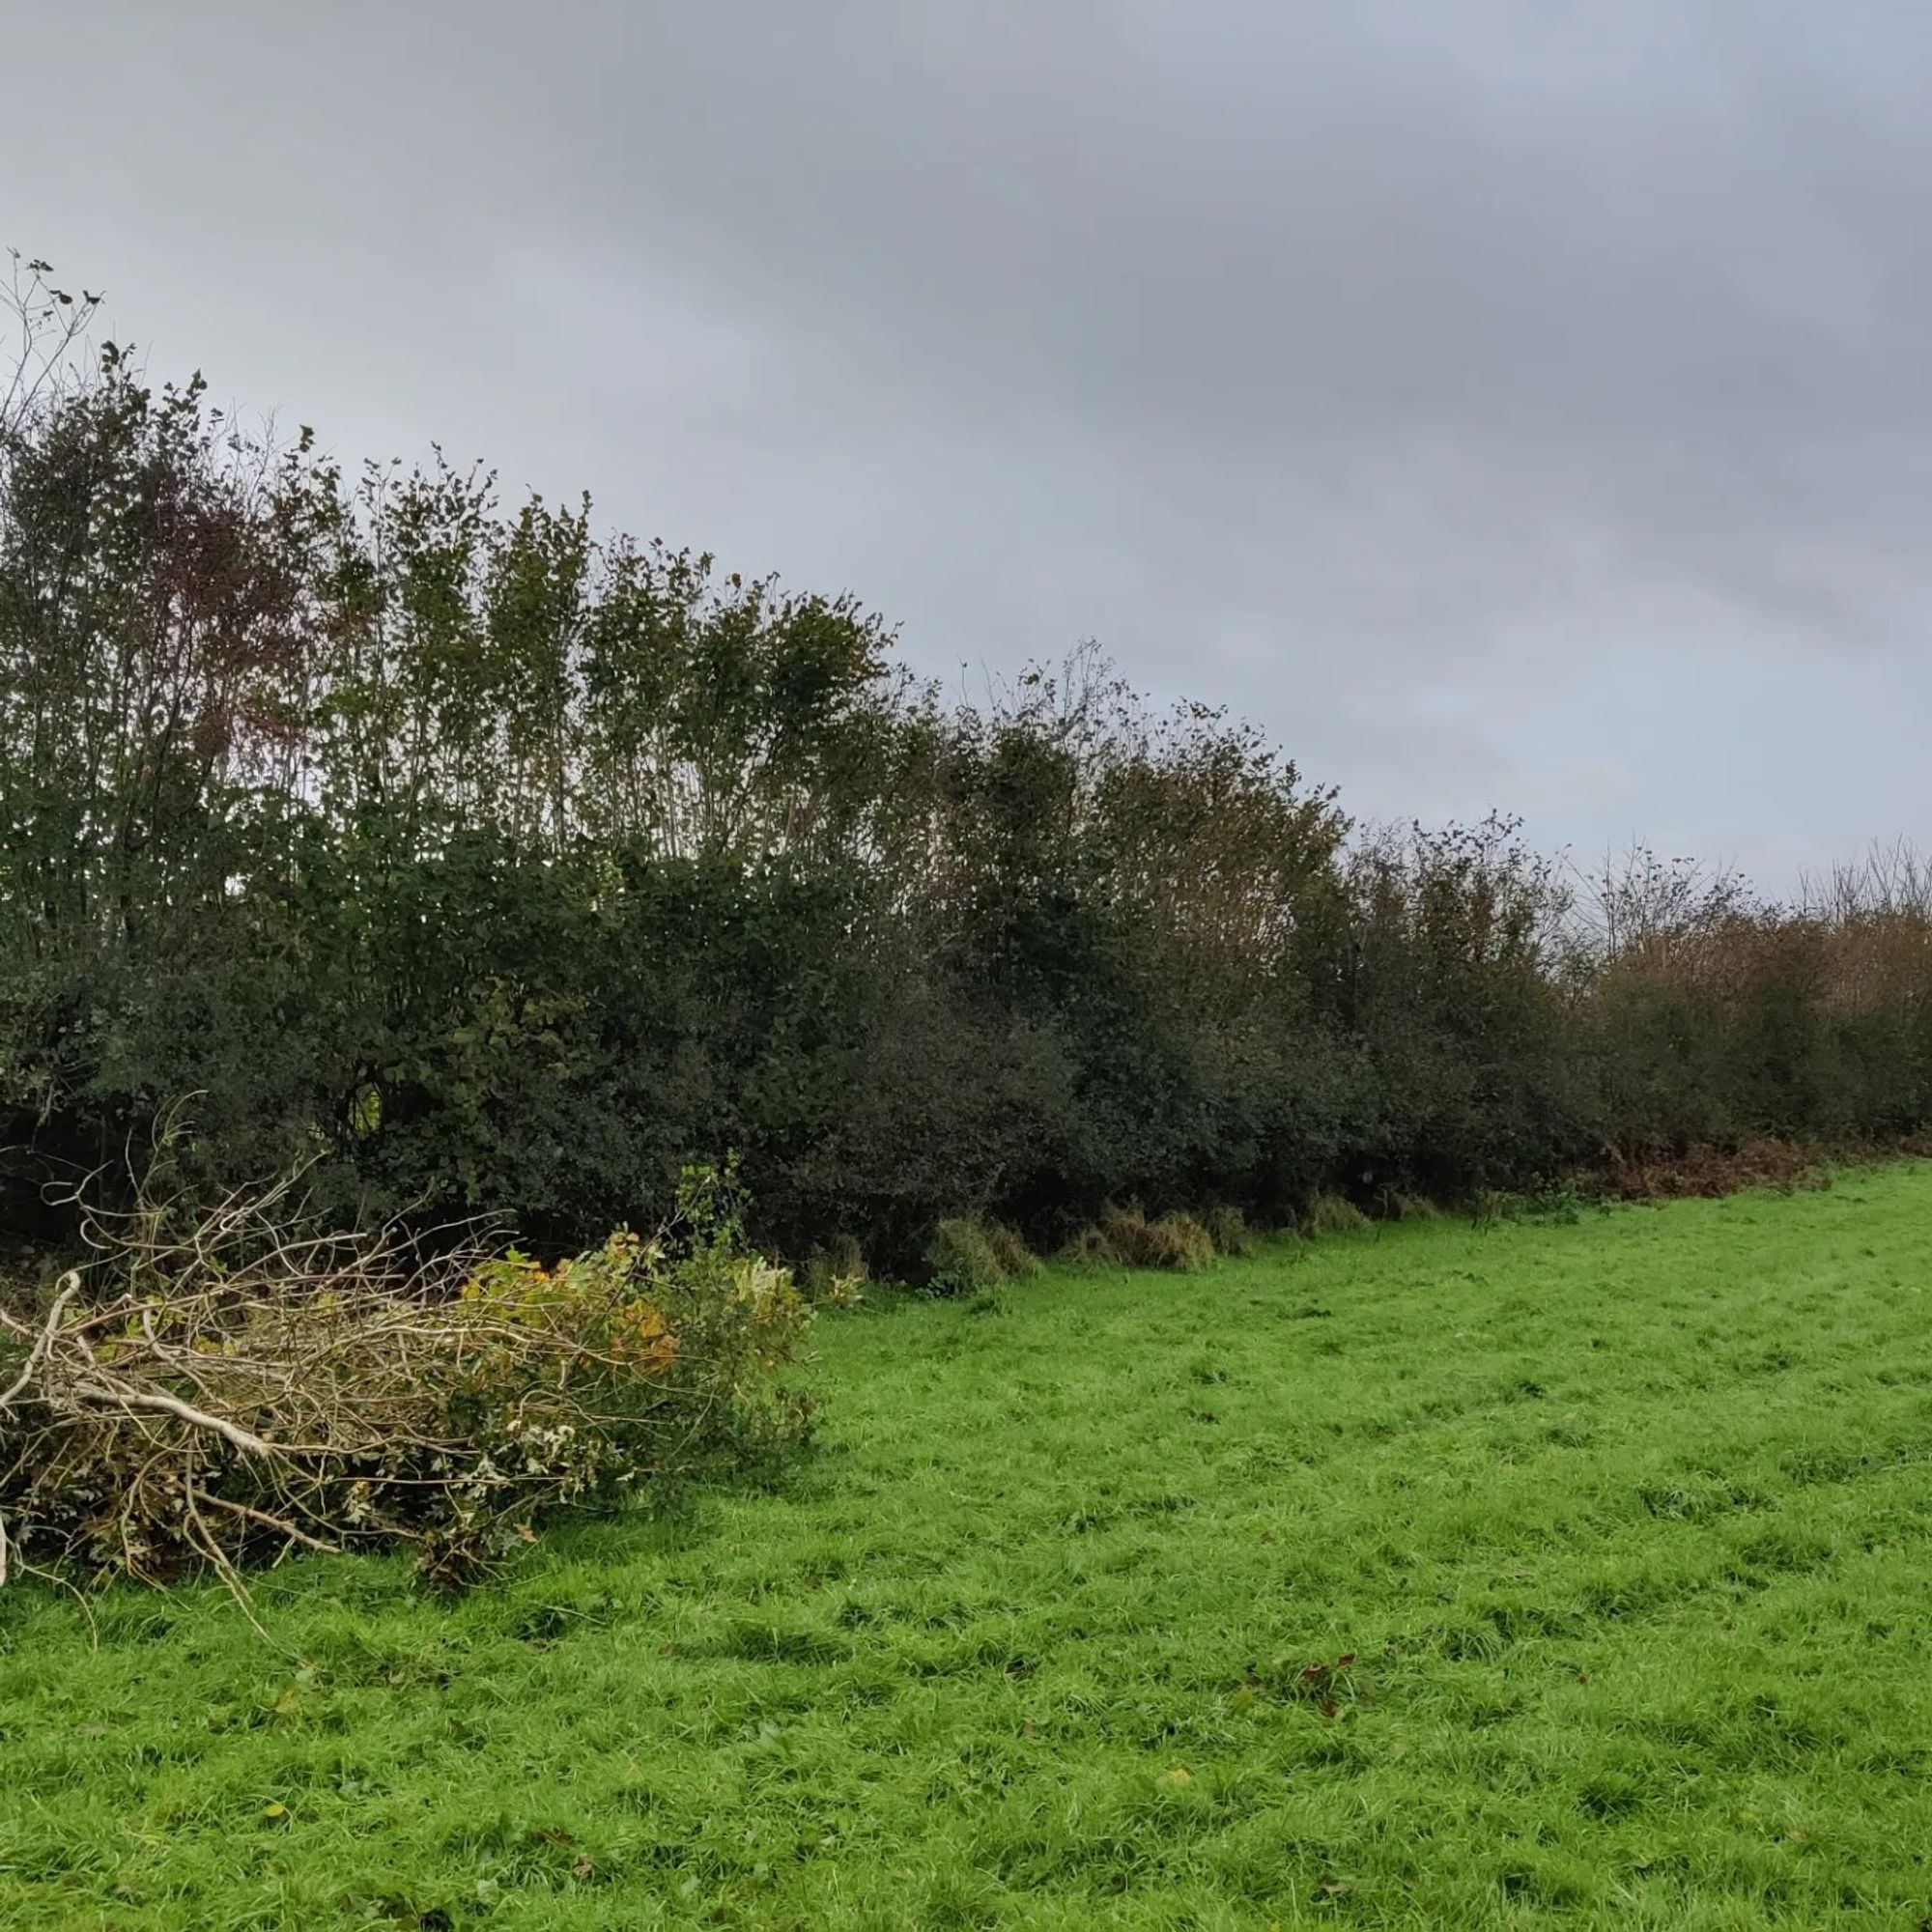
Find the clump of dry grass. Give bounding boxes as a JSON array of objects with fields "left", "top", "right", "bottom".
[
  {"left": 1306, "top": 1192, "right": 1372, "bottom": 1236},
  {"left": 922, "top": 1217, "right": 1041, "bottom": 1294},
  {"left": 1201, "top": 1205, "right": 1254, "bottom": 1256},
  {"left": 1064, "top": 1206, "right": 1215, "bottom": 1272},
  {"left": 983, "top": 1222, "right": 1042, "bottom": 1279}
]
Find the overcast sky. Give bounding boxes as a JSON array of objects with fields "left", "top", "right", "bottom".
[{"left": 7, "top": 0, "right": 1929, "bottom": 888}]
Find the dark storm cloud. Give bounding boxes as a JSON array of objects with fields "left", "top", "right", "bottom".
[{"left": 6, "top": 0, "right": 1930, "bottom": 882}]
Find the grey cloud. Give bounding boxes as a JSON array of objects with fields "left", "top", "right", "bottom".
[{"left": 5, "top": 0, "right": 1928, "bottom": 882}]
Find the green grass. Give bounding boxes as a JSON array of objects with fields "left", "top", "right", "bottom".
[{"left": 8, "top": 1167, "right": 1932, "bottom": 1929}]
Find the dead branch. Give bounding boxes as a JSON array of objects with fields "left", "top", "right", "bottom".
[{"left": 0, "top": 1163, "right": 813, "bottom": 1598}]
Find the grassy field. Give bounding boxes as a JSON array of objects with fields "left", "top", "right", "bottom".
[{"left": 6, "top": 1168, "right": 1932, "bottom": 1929}]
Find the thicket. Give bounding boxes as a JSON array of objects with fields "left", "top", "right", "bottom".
[{"left": 3, "top": 259, "right": 1930, "bottom": 1269}]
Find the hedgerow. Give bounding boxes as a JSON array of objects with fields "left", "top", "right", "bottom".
[{"left": 3, "top": 257, "right": 1931, "bottom": 1268}]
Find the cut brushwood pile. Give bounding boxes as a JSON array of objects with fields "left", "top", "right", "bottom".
[{"left": 0, "top": 1166, "right": 817, "bottom": 1597}]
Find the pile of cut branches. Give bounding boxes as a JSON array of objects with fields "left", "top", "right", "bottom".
[{"left": 0, "top": 1164, "right": 816, "bottom": 1595}]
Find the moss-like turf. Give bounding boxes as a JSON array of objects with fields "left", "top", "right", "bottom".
[{"left": 6, "top": 1166, "right": 1932, "bottom": 1927}]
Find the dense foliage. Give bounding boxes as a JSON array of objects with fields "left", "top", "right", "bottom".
[{"left": 2, "top": 266, "right": 1929, "bottom": 1262}]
